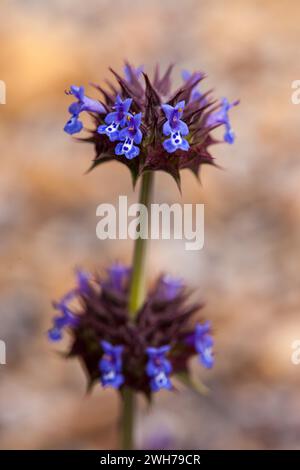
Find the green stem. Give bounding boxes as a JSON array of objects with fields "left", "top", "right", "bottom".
[
  {"left": 121, "top": 387, "right": 135, "bottom": 450},
  {"left": 129, "top": 171, "right": 154, "bottom": 317},
  {"left": 121, "top": 171, "right": 154, "bottom": 450}
]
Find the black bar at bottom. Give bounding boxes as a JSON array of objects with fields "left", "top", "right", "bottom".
[{"left": 0, "top": 450, "right": 299, "bottom": 466}]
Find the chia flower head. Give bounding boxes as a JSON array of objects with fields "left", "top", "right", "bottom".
[
  {"left": 64, "top": 63, "right": 238, "bottom": 189},
  {"left": 49, "top": 264, "right": 214, "bottom": 397}
]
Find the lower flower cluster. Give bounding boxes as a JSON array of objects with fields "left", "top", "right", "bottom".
[{"left": 48, "top": 264, "right": 214, "bottom": 397}]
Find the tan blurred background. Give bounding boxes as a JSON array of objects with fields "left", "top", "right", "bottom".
[{"left": 0, "top": 0, "right": 300, "bottom": 449}]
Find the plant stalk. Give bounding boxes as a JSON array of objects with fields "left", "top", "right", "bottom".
[{"left": 121, "top": 171, "right": 154, "bottom": 450}]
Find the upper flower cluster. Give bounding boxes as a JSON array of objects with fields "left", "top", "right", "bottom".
[
  {"left": 48, "top": 264, "right": 214, "bottom": 396},
  {"left": 63, "top": 63, "right": 238, "bottom": 188}
]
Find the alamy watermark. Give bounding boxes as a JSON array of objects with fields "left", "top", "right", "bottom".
[
  {"left": 0, "top": 80, "right": 6, "bottom": 104},
  {"left": 96, "top": 196, "right": 204, "bottom": 251},
  {"left": 291, "top": 340, "right": 300, "bottom": 365},
  {"left": 0, "top": 340, "right": 6, "bottom": 365},
  {"left": 291, "top": 80, "right": 300, "bottom": 104},
  {"left": 0, "top": 83, "right": 8, "bottom": 365}
]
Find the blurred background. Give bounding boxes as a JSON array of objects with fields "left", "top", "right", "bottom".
[{"left": 0, "top": 0, "right": 300, "bottom": 450}]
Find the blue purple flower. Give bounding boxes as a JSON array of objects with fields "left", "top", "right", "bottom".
[
  {"left": 104, "top": 263, "right": 131, "bottom": 292},
  {"left": 146, "top": 345, "right": 173, "bottom": 392},
  {"left": 97, "top": 95, "right": 133, "bottom": 142},
  {"left": 115, "top": 113, "right": 143, "bottom": 159},
  {"left": 99, "top": 341, "right": 124, "bottom": 389},
  {"left": 206, "top": 98, "right": 238, "bottom": 144},
  {"left": 189, "top": 322, "right": 214, "bottom": 369},
  {"left": 64, "top": 85, "right": 105, "bottom": 135},
  {"left": 48, "top": 291, "right": 78, "bottom": 342},
  {"left": 67, "top": 85, "right": 105, "bottom": 115},
  {"left": 181, "top": 70, "right": 203, "bottom": 101},
  {"left": 48, "top": 269, "right": 91, "bottom": 341},
  {"left": 158, "top": 275, "right": 184, "bottom": 301},
  {"left": 161, "top": 101, "right": 189, "bottom": 153},
  {"left": 75, "top": 268, "right": 91, "bottom": 295},
  {"left": 64, "top": 115, "right": 83, "bottom": 135}
]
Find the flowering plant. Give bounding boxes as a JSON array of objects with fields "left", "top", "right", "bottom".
[{"left": 49, "top": 63, "right": 238, "bottom": 449}]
